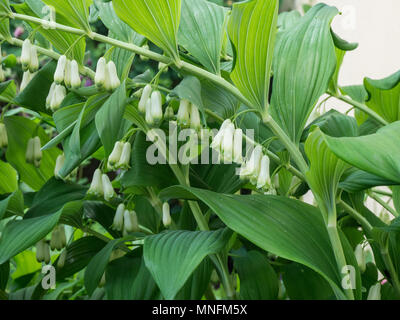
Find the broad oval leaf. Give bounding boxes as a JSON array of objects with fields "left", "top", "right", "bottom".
[
  {"left": 143, "top": 228, "right": 231, "bottom": 300},
  {"left": 0, "top": 160, "right": 18, "bottom": 195},
  {"left": 179, "top": 0, "right": 227, "bottom": 74},
  {"left": 324, "top": 121, "right": 400, "bottom": 184},
  {"left": 160, "top": 186, "right": 349, "bottom": 299},
  {"left": 270, "top": 3, "right": 339, "bottom": 144},
  {"left": 227, "top": 0, "right": 278, "bottom": 115},
  {"left": 364, "top": 70, "right": 400, "bottom": 123},
  {"left": 113, "top": 0, "right": 181, "bottom": 61}
]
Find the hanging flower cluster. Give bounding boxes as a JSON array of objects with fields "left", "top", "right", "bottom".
[
  {"left": 112, "top": 203, "right": 140, "bottom": 236},
  {"left": 138, "top": 84, "right": 164, "bottom": 126},
  {"left": 36, "top": 239, "right": 51, "bottom": 264},
  {"left": 95, "top": 57, "right": 120, "bottom": 91},
  {"left": 25, "top": 136, "right": 42, "bottom": 168},
  {"left": 108, "top": 141, "right": 132, "bottom": 171},
  {"left": 211, "top": 119, "right": 272, "bottom": 191},
  {"left": 176, "top": 99, "right": 201, "bottom": 130},
  {"left": 50, "top": 225, "right": 67, "bottom": 251},
  {"left": 87, "top": 169, "right": 116, "bottom": 201},
  {"left": 20, "top": 39, "right": 39, "bottom": 91}
]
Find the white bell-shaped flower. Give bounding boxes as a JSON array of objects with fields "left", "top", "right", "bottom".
[
  {"left": 367, "top": 283, "right": 381, "bottom": 300},
  {"left": 112, "top": 203, "right": 125, "bottom": 231},
  {"left": 162, "top": 202, "right": 172, "bottom": 228},
  {"left": 70, "top": 60, "right": 81, "bottom": 89},
  {"left": 54, "top": 55, "right": 67, "bottom": 84},
  {"left": 108, "top": 141, "right": 124, "bottom": 169},
  {"left": 150, "top": 91, "right": 163, "bottom": 123},
  {"left": 28, "top": 45, "right": 39, "bottom": 73},
  {"left": 88, "top": 168, "right": 104, "bottom": 197},
  {"left": 354, "top": 244, "right": 366, "bottom": 273},
  {"left": 210, "top": 119, "right": 232, "bottom": 151},
  {"left": 107, "top": 61, "right": 120, "bottom": 90},
  {"left": 50, "top": 85, "right": 67, "bottom": 111},
  {"left": 117, "top": 142, "right": 131, "bottom": 170},
  {"left": 95, "top": 57, "right": 107, "bottom": 88},
  {"left": 20, "top": 71, "right": 34, "bottom": 91},
  {"left": 102, "top": 174, "right": 115, "bottom": 201},
  {"left": 221, "top": 123, "right": 235, "bottom": 163},
  {"left": 190, "top": 105, "right": 201, "bottom": 131},
  {"left": 233, "top": 128, "right": 243, "bottom": 164},
  {"left": 177, "top": 99, "right": 190, "bottom": 126},
  {"left": 138, "top": 84, "right": 152, "bottom": 114},
  {"left": 256, "top": 155, "right": 271, "bottom": 189},
  {"left": 123, "top": 210, "right": 139, "bottom": 234},
  {"left": 21, "top": 39, "right": 32, "bottom": 71},
  {"left": 54, "top": 154, "right": 65, "bottom": 179}
]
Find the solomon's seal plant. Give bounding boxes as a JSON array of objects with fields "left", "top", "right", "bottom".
[{"left": 0, "top": 0, "right": 399, "bottom": 301}]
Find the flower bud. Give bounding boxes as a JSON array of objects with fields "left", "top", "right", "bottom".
[
  {"left": 0, "top": 123, "right": 8, "bottom": 148},
  {"left": 69, "top": 60, "right": 81, "bottom": 89},
  {"left": 25, "top": 138, "right": 35, "bottom": 164},
  {"left": 233, "top": 129, "right": 243, "bottom": 164},
  {"left": 57, "top": 249, "right": 67, "bottom": 269},
  {"left": 117, "top": 142, "right": 131, "bottom": 170},
  {"left": 36, "top": 240, "right": 45, "bottom": 263},
  {"left": 21, "top": 39, "right": 31, "bottom": 71},
  {"left": 54, "top": 55, "right": 67, "bottom": 84},
  {"left": 256, "top": 155, "right": 271, "bottom": 189},
  {"left": 210, "top": 119, "right": 232, "bottom": 151},
  {"left": 95, "top": 57, "right": 107, "bottom": 88},
  {"left": 139, "top": 84, "right": 152, "bottom": 114},
  {"left": 20, "top": 71, "right": 34, "bottom": 91},
  {"left": 50, "top": 228, "right": 60, "bottom": 251},
  {"left": 240, "top": 145, "right": 263, "bottom": 180},
  {"left": 354, "top": 244, "right": 366, "bottom": 273},
  {"left": 50, "top": 85, "right": 66, "bottom": 111},
  {"left": 58, "top": 225, "right": 67, "bottom": 249},
  {"left": 164, "top": 106, "right": 175, "bottom": 120},
  {"left": 64, "top": 60, "right": 71, "bottom": 88},
  {"left": 88, "top": 168, "right": 104, "bottom": 197},
  {"left": 102, "top": 174, "right": 115, "bottom": 202},
  {"left": 43, "top": 242, "right": 51, "bottom": 264},
  {"left": 150, "top": 91, "right": 163, "bottom": 123},
  {"left": 162, "top": 202, "right": 172, "bottom": 228},
  {"left": 221, "top": 123, "right": 234, "bottom": 163},
  {"left": 54, "top": 154, "right": 65, "bottom": 179},
  {"left": 29, "top": 45, "right": 39, "bottom": 73},
  {"left": 145, "top": 98, "right": 155, "bottom": 126},
  {"left": 107, "top": 61, "right": 120, "bottom": 90},
  {"left": 367, "top": 283, "right": 381, "bottom": 300},
  {"left": 158, "top": 61, "right": 168, "bottom": 73},
  {"left": 112, "top": 203, "right": 125, "bottom": 231},
  {"left": 190, "top": 104, "right": 201, "bottom": 131},
  {"left": 33, "top": 136, "right": 42, "bottom": 167},
  {"left": 123, "top": 210, "right": 139, "bottom": 234},
  {"left": 108, "top": 141, "right": 123, "bottom": 169},
  {"left": 46, "top": 82, "right": 57, "bottom": 109},
  {"left": 177, "top": 99, "right": 190, "bottom": 126}
]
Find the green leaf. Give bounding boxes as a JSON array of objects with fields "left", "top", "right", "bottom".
[
  {"left": 364, "top": 70, "right": 400, "bottom": 123},
  {"left": 175, "top": 258, "right": 212, "bottom": 300},
  {"left": 227, "top": 0, "right": 278, "bottom": 115},
  {"left": 11, "top": 251, "right": 41, "bottom": 280},
  {"left": 25, "top": 178, "right": 87, "bottom": 219},
  {"left": 160, "top": 186, "right": 348, "bottom": 299},
  {"left": 340, "top": 170, "right": 396, "bottom": 193},
  {"left": 4, "top": 116, "right": 61, "bottom": 191},
  {"left": 305, "top": 127, "right": 348, "bottom": 218},
  {"left": 179, "top": 0, "right": 227, "bottom": 74},
  {"left": 283, "top": 263, "right": 335, "bottom": 300},
  {"left": 55, "top": 236, "right": 107, "bottom": 280},
  {"left": 143, "top": 228, "right": 231, "bottom": 300},
  {"left": 0, "top": 160, "right": 18, "bottom": 194},
  {"left": 270, "top": 4, "right": 339, "bottom": 143},
  {"left": 113, "top": 0, "right": 181, "bottom": 61},
  {"left": 0, "top": 207, "right": 63, "bottom": 264},
  {"left": 277, "top": 10, "right": 301, "bottom": 31},
  {"left": 95, "top": 81, "right": 129, "bottom": 156},
  {"left": 105, "top": 252, "right": 158, "bottom": 300},
  {"left": 42, "top": 0, "right": 92, "bottom": 32},
  {"left": 233, "top": 250, "right": 279, "bottom": 300},
  {"left": 85, "top": 238, "right": 130, "bottom": 296},
  {"left": 324, "top": 121, "right": 400, "bottom": 184}
]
